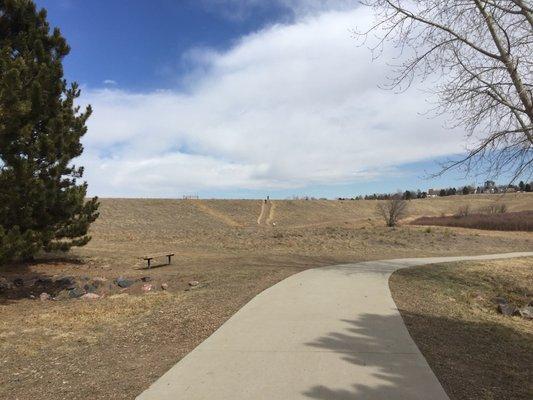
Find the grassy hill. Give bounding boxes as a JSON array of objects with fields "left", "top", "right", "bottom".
[{"left": 2, "top": 193, "right": 532, "bottom": 400}]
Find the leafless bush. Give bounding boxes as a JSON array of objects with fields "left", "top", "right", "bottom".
[
  {"left": 411, "top": 211, "right": 532, "bottom": 231},
  {"left": 481, "top": 203, "right": 508, "bottom": 214},
  {"left": 455, "top": 205, "right": 471, "bottom": 218},
  {"left": 376, "top": 198, "right": 408, "bottom": 227}
]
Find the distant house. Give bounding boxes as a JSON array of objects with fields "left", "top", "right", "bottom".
[
  {"left": 427, "top": 189, "right": 438, "bottom": 198},
  {"left": 475, "top": 181, "right": 496, "bottom": 194},
  {"left": 484, "top": 180, "right": 496, "bottom": 193}
]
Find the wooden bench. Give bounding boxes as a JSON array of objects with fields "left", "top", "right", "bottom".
[{"left": 142, "top": 252, "right": 174, "bottom": 269}]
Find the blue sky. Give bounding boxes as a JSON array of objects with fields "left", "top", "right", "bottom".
[
  {"left": 35, "top": 0, "right": 501, "bottom": 198},
  {"left": 37, "top": 1, "right": 293, "bottom": 91}
]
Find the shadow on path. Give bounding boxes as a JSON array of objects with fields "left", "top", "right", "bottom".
[{"left": 303, "top": 312, "right": 532, "bottom": 400}]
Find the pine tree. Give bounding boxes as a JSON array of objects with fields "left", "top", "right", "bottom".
[{"left": 0, "top": 0, "right": 99, "bottom": 263}]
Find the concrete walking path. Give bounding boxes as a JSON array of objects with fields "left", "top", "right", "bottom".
[{"left": 137, "top": 252, "right": 533, "bottom": 400}]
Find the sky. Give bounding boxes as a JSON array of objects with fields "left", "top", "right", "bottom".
[{"left": 34, "top": 0, "right": 495, "bottom": 199}]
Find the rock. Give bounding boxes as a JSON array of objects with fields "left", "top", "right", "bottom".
[
  {"left": 35, "top": 277, "right": 53, "bottom": 286},
  {"left": 26, "top": 278, "right": 37, "bottom": 287},
  {"left": 115, "top": 277, "right": 135, "bottom": 288},
  {"left": 0, "top": 277, "right": 12, "bottom": 290},
  {"left": 56, "top": 276, "right": 75, "bottom": 285},
  {"left": 142, "top": 283, "right": 154, "bottom": 292},
  {"left": 498, "top": 303, "right": 517, "bottom": 316},
  {"left": 518, "top": 306, "right": 533, "bottom": 320},
  {"left": 13, "top": 278, "right": 24, "bottom": 287},
  {"left": 161, "top": 283, "right": 169, "bottom": 290},
  {"left": 188, "top": 280, "right": 199, "bottom": 287},
  {"left": 68, "top": 287, "right": 85, "bottom": 299},
  {"left": 140, "top": 276, "right": 152, "bottom": 282},
  {"left": 56, "top": 276, "right": 77, "bottom": 289},
  {"left": 83, "top": 283, "right": 98, "bottom": 293},
  {"left": 493, "top": 296, "right": 508, "bottom": 305},
  {"left": 39, "top": 292, "right": 51, "bottom": 301},
  {"left": 81, "top": 293, "right": 100, "bottom": 301},
  {"left": 29, "top": 294, "right": 36, "bottom": 299}
]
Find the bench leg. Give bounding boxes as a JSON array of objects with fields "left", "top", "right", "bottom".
[
  {"left": 147, "top": 259, "right": 151, "bottom": 269},
  {"left": 167, "top": 255, "right": 172, "bottom": 265}
]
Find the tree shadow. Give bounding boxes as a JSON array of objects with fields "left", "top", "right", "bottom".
[
  {"left": 0, "top": 254, "right": 86, "bottom": 304},
  {"left": 302, "top": 312, "right": 532, "bottom": 400}
]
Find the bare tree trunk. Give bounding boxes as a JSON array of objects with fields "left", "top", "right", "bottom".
[{"left": 475, "top": 0, "right": 533, "bottom": 140}]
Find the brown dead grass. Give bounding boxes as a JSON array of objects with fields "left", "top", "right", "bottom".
[
  {"left": 412, "top": 210, "right": 533, "bottom": 231},
  {"left": 390, "top": 257, "right": 533, "bottom": 400},
  {"left": 1, "top": 195, "right": 532, "bottom": 399}
]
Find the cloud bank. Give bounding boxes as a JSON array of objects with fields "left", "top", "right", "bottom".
[{"left": 80, "top": 6, "right": 465, "bottom": 197}]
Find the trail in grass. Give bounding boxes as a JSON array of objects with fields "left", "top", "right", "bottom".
[
  {"left": 137, "top": 252, "right": 533, "bottom": 400},
  {"left": 257, "top": 200, "right": 272, "bottom": 225},
  {"left": 192, "top": 201, "right": 242, "bottom": 228}
]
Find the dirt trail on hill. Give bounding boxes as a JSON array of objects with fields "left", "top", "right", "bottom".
[
  {"left": 266, "top": 202, "right": 276, "bottom": 225},
  {"left": 257, "top": 201, "right": 273, "bottom": 225},
  {"left": 192, "top": 201, "right": 242, "bottom": 227}
]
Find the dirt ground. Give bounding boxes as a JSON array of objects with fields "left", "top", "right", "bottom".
[
  {"left": 390, "top": 257, "right": 533, "bottom": 400},
  {"left": 1, "top": 195, "right": 532, "bottom": 399}
]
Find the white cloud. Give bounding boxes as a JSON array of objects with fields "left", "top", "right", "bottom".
[
  {"left": 102, "top": 79, "right": 117, "bottom": 86},
  {"left": 79, "top": 7, "right": 465, "bottom": 197},
  {"left": 197, "top": 0, "right": 359, "bottom": 20}
]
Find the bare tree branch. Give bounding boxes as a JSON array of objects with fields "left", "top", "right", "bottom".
[{"left": 358, "top": 0, "right": 533, "bottom": 180}]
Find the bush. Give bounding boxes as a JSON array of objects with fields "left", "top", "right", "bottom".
[
  {"left": 411, "top": 211, "right": 532, "bottom": 232},
  {"left": 455, "top": 205, "right": 471, "bottom": 218},
  {"left": 481, "top": 203, "right": 508, "bottom": 214},
  {"left": 376, "top": 197, "right": 408, "bottom": 227}
]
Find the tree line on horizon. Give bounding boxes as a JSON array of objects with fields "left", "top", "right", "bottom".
[{"left": 338, "top": 180, "right": 533, "bottom": 201}]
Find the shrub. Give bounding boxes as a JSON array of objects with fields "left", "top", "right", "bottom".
[
  {"left": 376, "top": 197, "right": 408, "bottom": 227},
  {"left": 411, "top": 211, "right": 532, "bottom": 232},
  {"left": 455, "top": 205, "right": 471, "bottom": 218}
]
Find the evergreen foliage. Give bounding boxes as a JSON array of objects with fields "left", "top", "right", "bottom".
[{"left": 0, "top": 0, "right": 99, "bottom": 263}]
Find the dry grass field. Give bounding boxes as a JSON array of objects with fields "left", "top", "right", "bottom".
[
  {"left": 390, "top": 257, "right": 533, "bottom": 400},
  {"left": 1, "top": 193, "right": 532, "bottom": 399},
  {"left": 412, "top": 210, "right": 533, "bottom": 231}
]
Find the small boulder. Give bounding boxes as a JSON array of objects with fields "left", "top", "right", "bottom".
[
  {"left": 81, "top": 293, "right": 100, "bottom": 301},
  {"left": 68, "top": 287, "right": 85, "bottom": 299},
  {"left": 518, "top": 306, "right": 533, "bottom": 320},
  {"left": 140, "top": 276, "right": 152, "bottom": 282},
  {"left": 115, "top": 277, "right": 135, "bottom": 288},
  {"left": 39, "top": 292, "right": 51, "bottom": 301},
  {"left": 83, "top": 283, "right": 98, "bottom": 293},
  {"left": 188, "top": 280, "right": 199, "bottom": 287},
  {"left": 56, "top": 276, "right": 76, "bottom": 287},
  {"left": 13, "top": 278, "right": 24, "bottom": 287},
  {"left": 498, "top": 303, "right": 517, "bottom": 316},
  {"left": 142, "top": 283, "right": 154, "bottom": 292},
  {"left": 161, "top": 283, "right": 169, "bottom": 290},
  {"left": 0, "top": 277, "right": 12, "bottom": 291},
  {"left": 26, "top": 278, "right": 37, "bottom": 287},
  {"left": 35, "top": 277, "right": 53, "bottom": 286}
]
